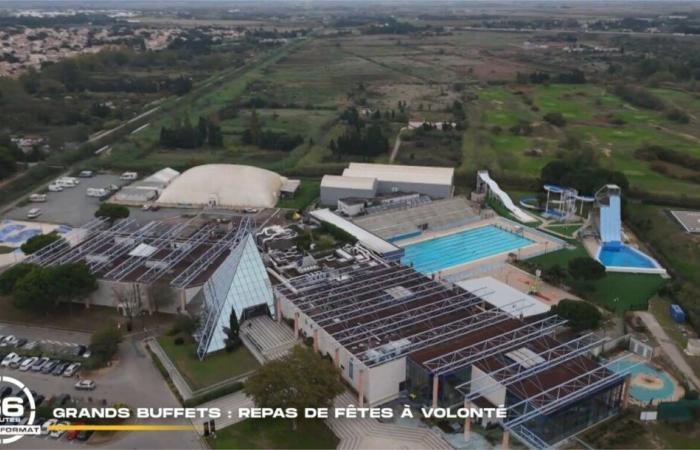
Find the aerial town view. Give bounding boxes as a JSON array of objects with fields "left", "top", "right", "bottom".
[{"left": 0, "top": 0, "right": 700, "bottom": 449}]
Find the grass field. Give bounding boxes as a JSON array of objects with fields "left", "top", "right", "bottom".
[
  {"left": 207, "top": 419, "right": 338, "bottom": 450},
  {"left": 157, "top": 336, "right": 259, "bottom": 390},
  {"left": 527, "top": 244, "right": 665, "bottom": 312}
]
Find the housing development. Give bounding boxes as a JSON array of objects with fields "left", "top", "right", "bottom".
[{"left": 0, "top": 1, "right": 699, "bottom": 450}]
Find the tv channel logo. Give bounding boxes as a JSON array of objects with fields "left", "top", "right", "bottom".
[{"left": 0, "top": 376, "right": 40, "bottom": 444}]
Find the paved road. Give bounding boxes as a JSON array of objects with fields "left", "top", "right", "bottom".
[{"left": 637, "top": 311, "right": 700, "bottom": 390}]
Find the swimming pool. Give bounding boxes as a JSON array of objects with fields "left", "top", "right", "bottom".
[
  {"left": 400, "top": 225, "right": 534, "bottom": 274},
  {"left": 608, "top": 359, "right": 676, "bottom": 403},
  {"left": 597, "top": 244, "right": 658, "bottom": 269}
]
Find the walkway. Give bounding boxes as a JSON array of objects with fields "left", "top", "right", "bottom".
[
  {"left": 328, "top": 393, "right": 451, "bottom": 450},
  {"left": 636, "top": 311, "right": 700, "bottom": 390},
  {"left": 389, "top": 127, "right": 408, "bottom": 163},
  {"left": 192, "top": 390, "right": 254, "bottom": 433},
  {"left": 241, "top": 315, "right": 296, "bottom": 363},
  {"left": 145, "top": 336, "right": 194, "bottom": 400}
]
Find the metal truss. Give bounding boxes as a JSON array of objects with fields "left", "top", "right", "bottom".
[
  {"left": 423, "top": 316, "right": 566, "bottom": 375},
  {"left": 334, "top": 290, "right": 490, "bottom": 347},
  {"left": 359, "top": 306, "right": 519, "bottom": 367},
  {"left": 137, "top": 224, "right": 217, "bottom": 284},
  {"left": 506, "top": 423, "right": 551, "bottom": 450},
  {"left": 47, "top": 219, "right": 138, "bottom": 266},
  {"left": 87, "top": 222, "right": 161, "bottom": 273},
  {"left": 504, "top": 355, "right": 638, "bottom": 429},
  {"left": 280, "top": 263, "right": 400, "bottom": 297},
  {"left": 195, "top": 280, "right": 226, "bottom": 361},
  {"left": 312, "top": 279, "right": 448, "bottom": 327},
  {"left": 301, "top": 270, "right": 431, "bottom": 317},
  {"left": 102, "top": 221, "right": 190, "bottom": 281},
  {"left": 291, "top": 265, "right": 418, "bottom": 308},
  {"left": 170, "top": 216, "right": 254, "bottom": 288},
  {"left": 458, "top": 333, "right": 606, "bottom": 400},
  {"left": 25, "top": 217, "right": 109, "bottom": 265}
]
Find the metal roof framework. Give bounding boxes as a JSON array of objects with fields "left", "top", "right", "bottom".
[
  {"left": 137, "top": 224, "right": 218, "bottom": 284},
  {"left": 170, "top": 216, "right": 254, "bottom": 288},
  {"left": 359, "top": 306, "right": 520, "bottom": 367},
  {"left": 458, "top": 333, "right": 607, "bottom": 401},
  {"left": 49, "top": 219, "right": 139, "bottom": 266},
  {"left": 423, "top": 315, "right": 567, "bottom": 375},
  {"left": 334, "top": 290, "right": 493, "bottom": 347},
  {"left": 25, "top": 217, "right": 109, "bottom": 266},
  {"left": 87, "top": 222, "right": 162, "bottom": 273},
  {"left": 102, "top": 221, "right": 192, "bottom": 281}
]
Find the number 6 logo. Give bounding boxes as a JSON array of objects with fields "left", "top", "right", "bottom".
[{"left": 0, "top": 376, "right": 35, "bottom": 445}]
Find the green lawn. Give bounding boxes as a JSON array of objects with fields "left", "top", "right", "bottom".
[
  {"left": 277, "top": 179, "right": 320, "bottom": 210},
  {"left": 157, "top": 336, "right": 259, "bottom": 390},
  {"left": 207, "top": 419, "right": 338, "bottom": 450},
  {"left": 527, "top": 244, "right": 665, "bottom": 313}
]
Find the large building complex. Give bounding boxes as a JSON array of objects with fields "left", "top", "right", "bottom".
[
  {"left": 272, "top": 255, "right": 631, "bottom": 449},
  {"left": 320, "top": 163, "right": 454, "bottom": 205}
]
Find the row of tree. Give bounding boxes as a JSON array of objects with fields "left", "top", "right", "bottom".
[
  {"left": 240, "top": 110, "right": 303, "bottom": 152},
  {"left": 160, "top": 115, "right": 224, "bottom": 149}
]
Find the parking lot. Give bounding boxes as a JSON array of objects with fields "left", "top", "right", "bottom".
[{"left": 0, "top": 323, "right": 201, "bottom": 450}]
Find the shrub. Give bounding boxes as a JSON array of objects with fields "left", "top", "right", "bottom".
[
  {"left": 183, "top": 382, "right": 244, "bottom": 407},
  {"left": 89, "top": 327, "right": 122, "bottom": 367},
  {"left": 552, "top": 299, "right": 602, "bottom": 331},
  {"left": 666, "top": 108, "right": 690, "bottom": 124},
  {"left": 173, "top": 336, "right": 184, "bottom": 346},
  {"left": 568, "top": 257, "right": 606, "bottom": 281},
  {"left": 543, "top": 112, "right": 567, "bottom": 127},
  {"left": 95, "top": 203, "right": 130, "bottom": 220}
]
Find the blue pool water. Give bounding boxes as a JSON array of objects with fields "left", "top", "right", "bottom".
[
  {"left": 598, "top": 244, "right": 657, "bottom": 269},
  {"left": 608, "top": 360, "right": 675, "bottom": 403},
  {"left": 400, "top": 225, "right": 534, "bottom": 274}
]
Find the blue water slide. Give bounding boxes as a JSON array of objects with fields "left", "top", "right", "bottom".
[{"left": 600, "top": 194, "right": 621, "bottom": 245}]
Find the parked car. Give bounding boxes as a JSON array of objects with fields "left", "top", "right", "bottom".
[
  {"left": 18, "top": 357, "right": 37, "bottom": 371},
  {"left": 23, "top": 341, "right": 39, "bottom": 351},
  {"left": 30, "top": 357, "right": 50, "bottom": 372},
  {"left": 74, "top": 380, "right": 96, "bottom": 391},
  {"left": 14, "top": 338, "right": 27, "bottom": 348},
  {"left": 1, "top": 352, "right": 19, "bottom": 367},
  {"left": 0, "top": 335, "right": 18, "bottom": 347},
  {"left": 52, "top": 362, "right": 70, "bottom": 376},
  {"left": 66, "top": 423, "right": 83, "bottom": 440},
  {"left": 47, "top": 183, "right": 63, "bottom": 192},
  {"left": 40, "top": 360, "right": 59, "bottom": 374},
  {"left": 49, "top": 421, "right": 69, "bottom": 439},
  {"left": 76, "top": 429, "right": 94, "bottom": 442},
  {"left": 34, "top": 394, "right": 45, "bottom": 406},
  {"left": 72, "top": 345, "right": 87, "bottom": 357},
  {"left": 29, "top": 193, "right": 47, "bottom": 202},
  {"left": 56, "top": 394, "right": 72, "bottom": 406},
  {"left": 26, "top": 208, "right": 42, "bottom": 219},
  {"left": 8, "top": 355, "right": 25, "bottom": 369},
  {"left": 63, "top": 362, "right": 81, "bottom": 377},
  {"left": 42, "top": 418, "right": 58, "bottom": 436},
  {"left": 0, "top": 386, "right": 13, "bottom": 398},
  {"left": 79, "top": 170, "right": 94, "bottom": 178},
  {"left": 82, "top": 350, "right": 91, "bottom": 359}
]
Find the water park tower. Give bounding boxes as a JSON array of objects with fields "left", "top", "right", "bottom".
[
  {"left": 543, "top": 184, "right": 594, "bottom": 222},
  {"left": 593, "top": 184, "right": 623, "bottom": 247}
]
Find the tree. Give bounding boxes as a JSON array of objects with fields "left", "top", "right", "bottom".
[
  {"left": 0, "top": 263, "right": 37, "bottom": 295},
  {"left": 95, "top": 203, "right": 130, "bottom": 221},
  {"left": 542, "top": 264, "right": 567, "bottom": 285},
  {"left": 147, "top": 280, "right": 175, "bottom": 313},
  {"left": 224, "top": 309, "right": 241, "bottom": 352},
  {"left": 111, "top": 285, "right": 141, "bottom": 331},
  {"left": 20, "top": 232, "right": 65, "bottom": 255},
  {"left": 12, "top": 267, "right": 54, "bottom": 312},
  {"left": 568, "top": 257, "right": 606, "bottom": 281},
  {"left": 51, "top": 263, "right": 98, "bottom": 304},
  {"left": 244, "top": 346, "right": 344, "bottom": 429},
  {"left": 89, "top": 327, "right": 122, "bottom": 367},
  {"left": 552, "top": 299, "right": 602, "bottom": 331}
]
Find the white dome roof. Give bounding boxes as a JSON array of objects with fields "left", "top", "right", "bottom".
[{"left": 156, "top": 164, "right": 285, "bottom": 208}]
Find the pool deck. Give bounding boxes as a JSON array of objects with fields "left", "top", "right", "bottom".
[
  {"left": 478, "top": 264, "right": 581, "bottom": 307},
  {"left": 395, "top": 216, "right": 565, "bottom": 279}
]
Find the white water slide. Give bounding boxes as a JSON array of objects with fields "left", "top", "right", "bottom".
[{"left": 477, "top": 170, "right": 536, "bottom": 223}]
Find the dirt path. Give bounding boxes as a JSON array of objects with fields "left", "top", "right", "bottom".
[{"left": 389, "top": 127, "right": 407, "bottom": 163}]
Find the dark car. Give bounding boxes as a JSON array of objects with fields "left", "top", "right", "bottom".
[
  {"left": 51, "top": 362, "right": 69, "bottom": 376},
  {"left": 40, "top": 360, "right": 59, "bottom": 374},
  {"left": 34, "top": 394, "right": 45, "bottom": 406},
  {"left": 76, "top": 430, "right": 94, "bottom": 442},
  {"left": 14, "top": 338, "right": 27, "bottom": 348},
  {"left": 57, "top": 394, "right": 71, "bottom": 406},
  {"left": 72, "top": 345, "right": 87, "bottom": 357}
]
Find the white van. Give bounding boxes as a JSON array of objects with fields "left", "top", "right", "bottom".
[
  {"left": 29, "top": 193, "right": 47, "bottom": 202},
  {"left": 47, "top": 183, "right": 63, "bottom": 192},
  {"left": 120, "top": 171, "right": 138, "bottom": 181},
  {"left": 86, "top": 188, "right": 108, "bottom": 198},
  {"left": 55, "top": 177, "right": 79, "bottom": 188},
  {"left": 27, "top": 208, "right": 42, "bottom": 219}
]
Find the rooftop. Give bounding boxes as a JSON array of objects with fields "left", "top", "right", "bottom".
[{"left": 344, "top": 163, "right": 454, "bottom": 186}]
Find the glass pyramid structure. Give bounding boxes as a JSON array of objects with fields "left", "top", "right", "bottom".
[{"left": 196, "top": 233, "right": 274, "bottom": 359}]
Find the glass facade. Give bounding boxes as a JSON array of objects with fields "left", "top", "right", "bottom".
[{"left": 197, "top": 233, "right": 275, "bottom": 357}]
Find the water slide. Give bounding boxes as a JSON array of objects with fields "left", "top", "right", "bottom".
[
  {"left": 598, "top": 190, "right": 622, "bottom": 245},
  {"left": 477, "top": 171, "right": 536, "bottom": 223}
]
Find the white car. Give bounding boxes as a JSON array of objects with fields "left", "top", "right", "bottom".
[
  {"left": 26, "top": 208, "right": 42, "bottom": 219},
  {"left": 1, "top": 352, "right": 19, "bottom": 367},
  {"left": 74, "top": 380, "right": 96, "bottom": 391},
  {"left": 18, "top": 357, "right": 37, "bottom": 372},
  {"left": 49, "top": 420, "right": 68, "bottom": 439},
  {"left": 42, "top": 419, "right": 58, "bottom": 436},
  {"left": 63, "top": 362, "right": 81, "bottom": 377},
  {"left": 47, "top": 183, "right": 63, "bottom": 192},
  {"left": 0, "top": 335, "right": 17, "bottom": 347}
]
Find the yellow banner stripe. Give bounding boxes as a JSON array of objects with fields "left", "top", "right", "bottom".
[{"left": 48, "top": 424, "right": 196, "bottom": 432}]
